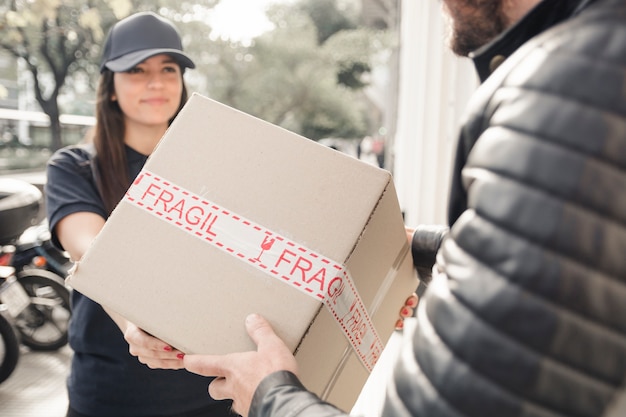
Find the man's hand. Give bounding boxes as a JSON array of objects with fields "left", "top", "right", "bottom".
[{"left": 184, "top": 313, "right": 298, "bottom": 417}]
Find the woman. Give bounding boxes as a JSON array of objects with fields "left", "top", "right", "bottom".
[{"left": 45, "top": 12, "right": 234, "bottom": 417}]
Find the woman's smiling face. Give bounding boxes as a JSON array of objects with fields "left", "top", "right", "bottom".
[{"left": 112, "top": 54, "right": 184, "bottom": 130}]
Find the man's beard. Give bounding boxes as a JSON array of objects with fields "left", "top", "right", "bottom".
[{"left": 443, "top": 0, "right": 509, "bottom": 56}]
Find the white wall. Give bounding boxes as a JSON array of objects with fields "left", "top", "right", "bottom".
[{"left": 393, "top": 0, "right": 477, "bottom": 227}]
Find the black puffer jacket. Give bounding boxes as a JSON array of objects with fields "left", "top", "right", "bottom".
[{"left": 250, "top": 0, "right": 626, "bottom": 416}]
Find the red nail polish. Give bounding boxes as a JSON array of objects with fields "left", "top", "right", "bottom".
[
  {"left": 405, "top": 296, "right": 418, "bottom": 308},
  {"left": 177, "top": 353, "right": 185, "bottom": 360},
  {"left": 163, "top": 345, "right": 172, "bottom": 352},
  {"left": 401, "top": 307, "right": 411, "bottom": 317},
  {"left": 395, "top": 319, "right": 404, "bottom": 330}
]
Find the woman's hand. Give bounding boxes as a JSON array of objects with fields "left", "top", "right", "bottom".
[
  {"left": 58, "top": 212, "right": 186, "bottom": 370},
  {"left": 124, "top": 322, "right": 186, "bottom": 370},
  {"left": 405, "top": 226, "right": 415, "bottom": 245},
  {"left": 395, "top": 292, "right": 419, "bottom": 330}
]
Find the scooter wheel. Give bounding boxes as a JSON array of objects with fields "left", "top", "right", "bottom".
[
  {"left": 15, "top": 269, "right": 70, "bottom": 351},
  {"left": 0, "top": 313, "right": 20, "bottom": 384}
]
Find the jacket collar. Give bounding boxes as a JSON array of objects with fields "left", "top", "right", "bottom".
[{"left": 470, "top": 0, "right": 596, "bottom": 83}]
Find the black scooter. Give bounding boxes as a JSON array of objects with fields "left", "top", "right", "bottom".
[
  {"left": 12, "top": 219, "right": 73, "bottom": 280},
  {"left": 0, "top": 178, "right": 71, "bottom": 358}
]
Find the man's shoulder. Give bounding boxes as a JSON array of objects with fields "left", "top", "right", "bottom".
[
  {"left": 551, "top": 0, "right": 626, "bottom": 48},
  {"left": 474, "top": 0, "right": 625, "bottom": 111}
]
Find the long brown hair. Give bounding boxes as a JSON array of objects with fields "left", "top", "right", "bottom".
[{"left": 91, "top": 68, "right": 189, "bottom": 215}]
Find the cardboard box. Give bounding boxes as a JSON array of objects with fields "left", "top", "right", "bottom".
[{"left": 68, "top": 93, "right": 417, "bottom": 411}]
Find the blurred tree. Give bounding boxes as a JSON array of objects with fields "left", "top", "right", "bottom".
[
  {"left": 197, "top": 0, "right": 394, "bottom": 140},
  {"left": 301, "top": 0, "right": 357, "bottom": 44},
  {"left": 0, "top": 0, "right": 123, "bottom": 150},
  {"left": 0, "top": 0, "right": 394, "bottom": 148},
  {"left": 0, "top": 0, "right": 218, "bottom": 151}
]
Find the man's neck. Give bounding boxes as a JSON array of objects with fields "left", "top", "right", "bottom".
[{"left": 504, "top": 0, "right": 543, "bottom": 26}]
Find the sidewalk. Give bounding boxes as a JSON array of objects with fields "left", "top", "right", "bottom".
[{"left": 0, "top": 345, "right": 71, "bottom": 417}]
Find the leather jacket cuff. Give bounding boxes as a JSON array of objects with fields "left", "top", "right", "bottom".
[
  {"left": 410, "top": 224, "right": 448, "bottom": 283},
  {"left": 250, "top": 371, "right": 345, "bottom": 417}
]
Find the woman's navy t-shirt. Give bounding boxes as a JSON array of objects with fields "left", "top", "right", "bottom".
[{"left": 45, "top": 144, "right": 230, "bottom": 417}]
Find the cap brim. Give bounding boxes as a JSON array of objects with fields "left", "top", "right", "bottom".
[{"left": 103, "top": 48, "right": 195, "bottom": 72}]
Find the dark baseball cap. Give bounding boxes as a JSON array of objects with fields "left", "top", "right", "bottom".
[{"left": 100, "top": 12, "right": 195, "bottom": 73}]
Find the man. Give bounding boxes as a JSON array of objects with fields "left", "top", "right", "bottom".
[{"left": 184, "top": 0, "right": 626, "bottom": 416}]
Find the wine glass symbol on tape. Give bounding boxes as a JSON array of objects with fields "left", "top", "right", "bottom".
[{"left": 253, "top": 235, "right": 276, "bottom": 263}]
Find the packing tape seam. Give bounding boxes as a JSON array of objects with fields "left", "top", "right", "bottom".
[
  {"left": 320, "top": 240, "right": 410, "bottom": 400},
  {"left": 125, "top": 169, "right": 383, "bottom": 371}
]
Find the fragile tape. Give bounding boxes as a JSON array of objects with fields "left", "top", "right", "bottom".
[{"left": 125, "top": 170, "right": 384, "bottom": 371}]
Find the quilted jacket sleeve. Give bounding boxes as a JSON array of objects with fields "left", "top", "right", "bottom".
[
  {"left": 387, "top": 2, "right": 626, "bottom": 417},
  {"left": 249, "top": 371, "right": 349, "bottom": 417}
]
